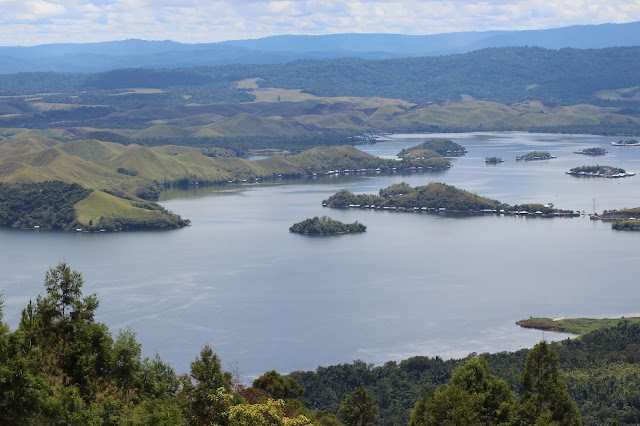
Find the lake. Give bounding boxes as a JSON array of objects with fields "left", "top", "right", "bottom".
[{"left": 2, "top": 132, "right": 639, "bottom": 379}]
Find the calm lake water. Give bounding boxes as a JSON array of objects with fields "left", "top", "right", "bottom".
[{"left": 2, "top": 132, "right": 640, "bottom": 379}]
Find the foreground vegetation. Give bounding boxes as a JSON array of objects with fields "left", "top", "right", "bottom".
[
  {"left": 289, "top": 216, "right": 366, "bottom": 236},
  {"left": 292, "top": 321, "right": 640, "bottom": 425},
  {"left": 14, "top": 263, "right": 640, "bottom": 425}
]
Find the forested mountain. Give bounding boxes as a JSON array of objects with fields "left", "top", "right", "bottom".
[
  {"left": 1, "top": 21, "right": 639, "bottom": 73},
  {"left": 1, "top": 46, "right": 640, "bottom": 107}
]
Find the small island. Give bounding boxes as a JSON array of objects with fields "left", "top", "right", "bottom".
[
  {"left": 611, "top": 139, "right": 640, "bottom": 146},
  {"left": 574, "top": 147, "right": 607, "bottom": 156},
  {"left": 484, "top": 156, "right": 504, "bottom": 164},
  {"left": 289, "top": 216, "right": 366, "bottom": 236},
  {"left": 516, "top": 151, "right": 556, "bottom": 161},
  {"left": 397, "top": 139, "right": 466, "bottom": 158},
  {"left": 566, "top": 165, "right": 634, "bottom": 178}
]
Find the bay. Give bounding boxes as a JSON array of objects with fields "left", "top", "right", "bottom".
[{"left": 1, "top": 132, "right": 639, "bottom": 379}]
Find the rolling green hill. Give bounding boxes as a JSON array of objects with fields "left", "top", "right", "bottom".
[
  {"left": 0, "top": 132, "right": 405, "bottom": 230},
  {"left": 59, "top": 139, "right": 127, "bottom": 161}
]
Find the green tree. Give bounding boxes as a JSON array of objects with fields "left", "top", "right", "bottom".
[
  {"left": 18, "top": 262, "right": 112, "bottom": 398},
  {"left": 111, "top": 328, "right": 142, "bottom": 390},
  {"left": 511, "top": 341, "right": 581, "bottom": 426},
  {"left": 337, "top": 384, "right": 379, "bottom": 426},
  {"left": 409, "top": 356, "right": 512, "bottom": 426},
  {"left": 179, "top": 345, "right": 234, "bottom": 425},
  {"left": 138, "top": 353, "right": 180, "bottom": 400},
  {"left": 229, "top": 399, "right": 312, "bottom": 426},
  {"left": 313, "top": 410, "right": 344, "bottom": 425},
  {"left": 252, "top": 370, "right": 305, "bottom": 400},
  {"left": 0, "top": 294, "right": 49, "bottom": 424}
]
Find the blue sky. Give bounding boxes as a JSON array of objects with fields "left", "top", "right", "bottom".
[{"left": 1, "top": 0, "right": 639, "bottom": 46}]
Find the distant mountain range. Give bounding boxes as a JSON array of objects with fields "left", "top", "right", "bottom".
[{"left": 1, "top": 21, "right": 639, "bottom": 74}]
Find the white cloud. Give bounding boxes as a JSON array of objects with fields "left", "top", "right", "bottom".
[{"left": 0, "top": 0, "right": 639, "bottom": 45}]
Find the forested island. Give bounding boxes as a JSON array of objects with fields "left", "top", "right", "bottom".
[
  {"left": 566, "top": 165, "right": 634, "bottom": 178},
  {"left": 516, "top": 151, "right": 556, "bottom": 161},
  {"left": 323, "top": 182, "right": 576, "bottom": 216},
  {"left": 484, "top": 156, "right": 504, "bottom": 164},
  {"left": 574, "top": 147, "right": 606, "bottom": 156},
  {"left": 290, "top": 216, "right": 366, "bottom": 235},
  {"left": 397, "top": 139, "right": 466, "bottom": 158}
]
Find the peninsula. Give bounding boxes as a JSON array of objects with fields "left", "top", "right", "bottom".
[
  {"left": 592, "top": 207, "right": 640, "bottom": 231},
  {"left": 517, "top": 316, "right": 640, "bottom": 336}
]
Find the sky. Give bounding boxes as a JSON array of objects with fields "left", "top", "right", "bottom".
[{"left": 1, "top": 0, "right": 640, "bottom": 46}]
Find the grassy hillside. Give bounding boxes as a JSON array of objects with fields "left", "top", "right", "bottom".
[
  {"left": 74, "top": 190, "right": 189, "bottom": 230},
  {"left": 0, "top": 132, "right": 403, "bottom": 230},
  {"left": 0, "top": 132, "right": 61, "bottom": 156},
  {"left": 59, "top": 139, "right": 127, "bottom": 161}
]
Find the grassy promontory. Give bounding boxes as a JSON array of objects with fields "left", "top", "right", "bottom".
[
  {"left": 517, "top": 316, "right": 640, "bottom": 335},
  {"left": 0, "top": 181, "right": 189, "bottom": 231}
]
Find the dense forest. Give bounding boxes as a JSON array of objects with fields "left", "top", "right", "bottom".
[
  {"left": 3, "top": 263, "right": 640, "bottom": 425},
  {"left": 0, "top": 181, "right": 91, "bottom": 230},
  {"left": 1, "top": 46, "right": 640, "bottom": 107},
  {"left": 292, "top": 320, "right": 640, "bottom": 425}
]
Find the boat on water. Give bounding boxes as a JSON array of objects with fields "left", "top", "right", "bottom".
[{"left": 611, "top": 139, "right": 640, "bottom": 146}]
